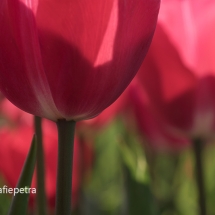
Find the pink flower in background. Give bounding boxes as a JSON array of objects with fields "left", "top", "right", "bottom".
[
  {"left": 133, "top": 0, "right": 215, "bottom": 140},
  {"left": 0, "top": 0, "right": 160, "bottom": 121},
  {"left": 129, "top": 78, "right": 190, "bottom": 152},
  {"left": 159, "top": 0, "right": 215, "bottom": 75},
  {"left": 0, "top": 98, "right": 32, "bottom": 125}
]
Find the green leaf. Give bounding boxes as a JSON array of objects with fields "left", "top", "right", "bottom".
[
  {"left": 8, "top": 135, "right": 37, "bottom": 215},
  {"left": 0, "top": 177, "right": 11, "bottom": 215},
  {"left": 118, "top": 120, "right": 158, "bottom": 215},
  {"left": 123, "top": 165, "right": 159, "bottom": 215}
]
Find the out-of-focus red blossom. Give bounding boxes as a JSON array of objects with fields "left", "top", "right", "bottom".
[
  {"left": 0, "top": 0, "right": 160, "bottom": 122},
  {"left": 0, "top": 99, "right": 94, "bottom": 209},
  {"left": 134, "top": 0, "right": 215, "bottom": 141},
  {"left": 0, "top": 98, "right": 32, "bottom": 125},
  {"left": 129, "top": 78, "right": 190, "bottom": 152}
]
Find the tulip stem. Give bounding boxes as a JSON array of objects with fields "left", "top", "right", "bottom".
[
  {"left": 192, "top": 138, "right": 207, "bottom": 215},
  {"left": 55, "top": 119, "right": 76, "bottom": 215},
  {"left": 34, "top": 116, "right": 47, "bottom": 215}
]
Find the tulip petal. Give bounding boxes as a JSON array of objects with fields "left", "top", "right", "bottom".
[
  {"left": 159, "top": 0, "right": 215, "bottom": 76},
  {"left": 139, "top": 25, "right": 197, "bottom": 131},
  {"left": 0, "top": 0, "right": 61, "bottom": 119}
]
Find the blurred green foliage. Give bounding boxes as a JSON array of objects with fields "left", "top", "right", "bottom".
[
  {"left": 1, "top": 117, "right": 215, "bottom": 215},
  {"left": 0, "top": 177, "right": 11, "bottom": 215}
]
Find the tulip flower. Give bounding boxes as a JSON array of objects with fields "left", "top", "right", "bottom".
[
  {"left": 129, "top": 78, "right": 190, "bottom": 152},
  {"left": 141, "top": 0, "right": 215, "bottom": 140},
  {"left": 137, "top": 24, "right": 215, "bottom": 141},
  {"left": 0, "top": 0, "right": 160, "bottom": 122},
  {"left": 0, "top": 1, "right": 160, "bottom": 214},
  {"left": 134, "top": 1, "right": 215, "bottom": 214}
]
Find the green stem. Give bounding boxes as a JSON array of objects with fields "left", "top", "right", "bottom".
[
  {"left": 193, "top": 138, "right": 206, "bottom": 215},
  {"left": 34, "top": 116, "right": 47, "bottom": 215},
  {"left": 55, "top": 119, "right": 76, "bottom": 215}
]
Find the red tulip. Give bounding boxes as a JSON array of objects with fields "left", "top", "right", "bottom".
[
  {"left": 129, "top": 78, "right": 190, "bottom": 152},
  {"left": 0, "top": 0, "right": 160, "bottom": 121},
  {"left": 136, "top": 0, "right": 215, "bottom": 140}
]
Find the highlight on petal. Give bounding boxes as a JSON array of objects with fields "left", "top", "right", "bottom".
[
  {"left": 94, "top": 0, "right": 118, "bottom": 67},
  {"left": 159, "top": 0, "right": 215, "bottom": 76}
]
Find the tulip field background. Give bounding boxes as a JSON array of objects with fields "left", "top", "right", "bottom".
[{"left": 1, "top": 102, "right": 215, "bottom": 215}]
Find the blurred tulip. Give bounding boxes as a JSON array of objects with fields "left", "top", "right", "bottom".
[
  {"left": 0, "top": 0, "right": 160, "bottom": 121},
  {"left": 130, "top": 6, "right": 214, "bottom": 212},
  {"left": 129, "top": 7, "right": 214, "bottom": 211},
  {"left": 135, "top": 1, "right": 215, "bottom": 140},
  {"left": 0, "top": 98, "right": 32, "bottom": 126},
  {"left": 129, "top": 79, "right": 190, "bottom": 152}
]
